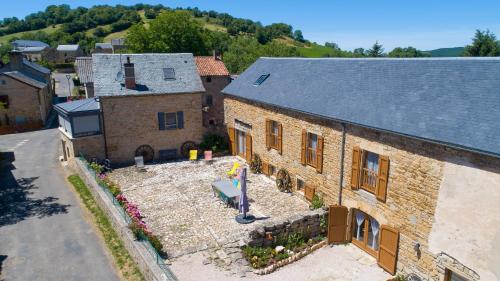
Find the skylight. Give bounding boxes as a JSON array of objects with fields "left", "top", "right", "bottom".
[
  {"left": 253, "top": 74, "right": 270, "bottom": 86},
  {"left": 163, "top": 68, "right": 176, "bottom": 80}
]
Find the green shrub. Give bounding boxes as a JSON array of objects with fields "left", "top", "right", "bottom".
[
  {"left": 275, "top": 251, "right": 289, "bottom": 261},
  {"left": 250, "top": 153, "right": 262, "bottom": 174},
  {"left": 311, "top": 194, "right": 324, "bottom": 210},
  {"left": 90, "top": 162, "right": 103, "bottom": 174},
  {"left": 128, "top": 221, "right": 146, "bottom": 240},
  {"left": 242, "top": 246, "right": 273, "bottom": 268},
  {"left": 199, "top": 133, "right": 228, "bottom": 153},
  {"left": 146, "top": 233, "right": 166, "bottom": 257}
]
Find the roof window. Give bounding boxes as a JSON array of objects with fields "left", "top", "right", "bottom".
[
  {"left": 254, "top": 74, "right": 270, "bottom": 86},
  {"left": 163, "top": 68, "right": 176, "bottom": 80}
]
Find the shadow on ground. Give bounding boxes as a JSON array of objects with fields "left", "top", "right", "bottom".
[{"left": 0, "top": 152, "right": 70, "bottom": 227}]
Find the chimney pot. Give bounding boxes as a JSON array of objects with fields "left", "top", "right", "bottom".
[{"left": 124, "top": 57, "right": 136, "bottom": 90}]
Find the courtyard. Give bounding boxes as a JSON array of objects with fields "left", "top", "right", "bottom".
[{"left": 109, "top": 156, "right": 312, "bottom": 258}]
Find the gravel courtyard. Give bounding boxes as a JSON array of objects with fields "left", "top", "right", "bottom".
[{"left": 109, "top": 156, "right": 311, "bottom": 258}]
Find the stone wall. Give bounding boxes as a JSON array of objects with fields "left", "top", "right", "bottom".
[
  {"left": 60, "top": 130, "right": 105, "bottom": 161},
  {"left": 100, "top": 93, "right": 204, "bottom": 164},
  {"left": 246, "top": 209, "right": 327, "bottom": 248},
  {"left": 224, "top": 96, "right": 500, "bottom": 280},
  {"left": 201, "top": 75, "right": 230, "bottom": 135}
]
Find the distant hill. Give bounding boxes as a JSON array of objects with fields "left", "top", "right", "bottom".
[{"left": 427, "top": 47, "right": 465, "bottom": 57}]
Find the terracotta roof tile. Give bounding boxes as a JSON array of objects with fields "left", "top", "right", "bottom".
[{"left": 195, "top": 56, "right": 229, "bottom": 76}]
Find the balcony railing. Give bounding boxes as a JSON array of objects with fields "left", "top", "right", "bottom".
[{"left": 361, "top": 168, "right": 378, "bottom": 193}]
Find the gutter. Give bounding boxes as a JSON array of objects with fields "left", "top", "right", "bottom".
[
  {"left": 97, "top": 97, "right": 109, "bottom": 159},
  {"left": 338, "top": 123, "right": 346, "bottom": 206}
]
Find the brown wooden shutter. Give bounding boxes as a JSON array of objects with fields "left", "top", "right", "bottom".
[
  {"left": 301, "top": 130, "right": 307, "bottom": 165},
  {"left": 265, "top": 119, "right": 271, "bottom": 149},
  {"left": 246, "top": 134, "right": 252, "bottom": 162},
  {"left": 327, "top": 205, "right": 348, "bottom": 244},
  {"left": 376, "top": 155, "right": 389, "bottom": 202},
  {"left": 262, "top": 162, "right": 269, "bottom": 176},
  {"left": 228, "top": 127, "right": 236, "bottom": 156},
  {"left": 350, "top": 147, "right": 361, "bottom": 190},
  {"left": 378, "top": 225, "right": 399, "bottom": 275},
  {"left": 316, "top": 136, "right": 324, "bottom": 173},
  {"left": 304, "top": 185, "right": 315, "bottom": 202},
  {"left": 277, "top": 123, "right": 283, "bottom": 155}
]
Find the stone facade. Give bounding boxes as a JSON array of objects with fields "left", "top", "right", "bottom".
[
  {"left": 60, "top": 130, "right": 105, "bottom": 161},
  {"left": 101, "top": 93, "right": 204, "bottom": 164},
  {"left": 0, "top": 74, "right": 51, "bottom": 128},
  {"left": 224, "top": 96, "right": 500, "bottom": 280},
  {"left": 201, "top": 75, "right": 230, "bottom": 135}
]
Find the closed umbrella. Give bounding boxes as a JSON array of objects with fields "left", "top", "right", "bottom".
[{"left": 236, "top": 168, "right": 255, "bottom": 224}]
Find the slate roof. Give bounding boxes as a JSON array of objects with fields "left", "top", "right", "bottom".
[
  {"left": 57, "top": 45, "right": 80, "bottom": 51},
  {"left": 12, "top": 40, "right": 49, "bottom": 49},
  {"left": 54, "top": 98, "right": 100, "bottom": 116},
  {"left": 95, "top": 43, "right": 112, "bottom": 49},
  {"left": 22, "top": 58, "right": 50, "bottom": 74},
  {"left": 75, "top": 57, "right": 93, "bottom": 84},
  {"left": 21, "top": 46, "right": 47, "bottom": 52},
  {"left": 223, "top": 57, "right": 500, "bottom": 157},
  {"left": 195, "top": 56, "right": 230, "bottom": 76},
  {"left": 111, "top": 38, "right": 125, "bottom": 46},
  {"left": 1, "top": 71, "right": 47, "bottom": 88},
  {"left": 92, "top": 53, "right": 205, "bottom": 96}
]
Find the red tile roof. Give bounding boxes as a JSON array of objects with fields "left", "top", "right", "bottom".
[{"left": 195, "top": 56, "right": 230, "bottom": 76}]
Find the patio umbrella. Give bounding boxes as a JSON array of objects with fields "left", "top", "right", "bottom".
[{"left": 236, "top": 168, "right": 255, "bottom": 224}]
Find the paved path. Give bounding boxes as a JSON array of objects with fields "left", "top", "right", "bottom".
[
  {"left": 53, "top": 73, "right": 75, "bottom": 97},
  {"left": 0, "top": 129, "right": 120, "bottom": 281}
]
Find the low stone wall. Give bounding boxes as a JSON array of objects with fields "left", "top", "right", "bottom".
[
  {"left": 246, "top": 208, "right": 328, "bottom": 248},
  {"left": 71, "top": 158, "right": 177, "bottom": 281}
]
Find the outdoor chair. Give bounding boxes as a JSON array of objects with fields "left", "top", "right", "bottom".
[
  {"left": 135, "top": 156, "right": 146, "bottom": 171},
  {"left": 189, "top": 150, "right": 198, "bottom": 161},
  {"left": 204, "top": 150, "right": 213, "bottom": 164},
  {"left": 226, "top": 162, "right": 240, "bottom": 176}
]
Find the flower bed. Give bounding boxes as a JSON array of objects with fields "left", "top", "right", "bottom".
[
  {"left": 242, "top": 232, "right": 327, "bottom": 274},
  {"left": 88, "top": 161, "right": 166, "bottom": 257}
]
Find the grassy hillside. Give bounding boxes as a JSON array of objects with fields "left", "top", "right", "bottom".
[
  {"left": 427, "top": 47, "right": 464, "bottom": 57},
  {"left": 0, "top": 24, "right": 62, "bottom": 44}
]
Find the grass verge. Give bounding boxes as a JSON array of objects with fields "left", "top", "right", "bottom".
[{"left": 68, "top": 174, "right": 145, "bottom": 281}]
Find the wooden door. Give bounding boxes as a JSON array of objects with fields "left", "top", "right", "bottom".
[
  {"left": 328, "top": 205, "right": 348, "bottom": 244},
  {"left": 377, "top": 225, "right": 399, "bottom": 275}
]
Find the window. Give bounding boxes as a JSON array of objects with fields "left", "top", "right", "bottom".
[
  {"left": 352, "top": 209, "right": 380, "bottom": 257},
  {"left": 1, "top": 80, "right": 6, "bottom": 85},
  {"left": 307, "top": 132, "right": 318, "bottom": 166},
  {"left": 270, "top": 121, "right": 279, "bottom": 148},
  {"left": 296, "top": 177, "right": 305, "bottom": 191},
  {"left": 0, "top": 95, "right": 9, "bottom": 109},
  {"left": 361, "top": 151, "right": 379, "bottom": 193},
  {"left": 265, "top": 119, "right": 282, "bottom": 153},
  {"left": 205, "top": 76, "right": 212, "bottom": 83},
  {"left": 236, "top": 129, "right": 246, "bottom": 158},
  {"left": 268, "top": 164, "right": 276, "bottom": 177},
  {"left": 253, "top": 74, "right": 270, "bottom": 86},
  {"left": 445, "top": 269, "right": 469, "bottom": 281},
  {"left": 165, "top": 113, "right": 178, "bottom": 129},
  {"left": 163, "top": 68, "right": 176, "bottom": 80},
  {"left": 205, "top": 95, "right": 213, "bottom": 106}
]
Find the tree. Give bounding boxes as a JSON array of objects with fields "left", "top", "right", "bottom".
[
  {"left": 353, "top": 48, "right": 365, "bottom": 56},
  {"left": 367, "top": 41, "right": 385, "bottom": 57},
  {"left": 325, "top": 42, "right": 340, "bottom": 50},
  {"left": 463, "top": 29, "right": 500, "bottom": 57},
  {"left": 293, "top": 30, "right": 305, "bottom": 42},
  {"left": 126, "top": 11, "right": 208, "bottom": 55},
  {"left": 0, "top": 44, "right": 12, "bottom": 63},
  {"left": 388, "top": 46, "right": 430, "bottom": 58}
]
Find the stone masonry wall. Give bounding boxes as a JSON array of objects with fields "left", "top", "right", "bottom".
[
  {"left": 224, "top": 96, "right": 500, "bottom": 280},
  {"left": 101, "top": 93, "right": 204, "bottom": 164},
  {"left": 201, "top": 75, "right": 230, "bottom": 135},
  {"left": 61, "top": 130, "right": 105, "bottom": 161}
]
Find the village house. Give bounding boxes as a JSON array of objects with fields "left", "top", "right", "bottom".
[
  {"left": 195, "top": 53, "right": 231, "bottom": 135},
  {"left": 11, "top": 39, "right": 49, "bottom": 51},
  {"left": 74, "top": 57, "right": 94, "bottom": 98},
  {"left": 111, "top": 38, "right": 126, "bottom": 53},
  {"left": 55, "top": 53, "right": 206, "bottom": 164},
  {"left": 56, "top": 44, "right": 84, "bottom": 63},
  {"left": 0, "top": 51, "right": 52, "bottom": 133},
  {"left": 93, "top": 43, "right": 113, "bottom": 54},
  {"left": 11, "top": 39, "right": 56, "bottom": 63},
  {"left": 222, "top": 57, "right": 500, "bottom": 281}
]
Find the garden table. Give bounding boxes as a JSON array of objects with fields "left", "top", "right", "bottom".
[{"left": 212, "top": 180, "right": 240, "bottom": 208}]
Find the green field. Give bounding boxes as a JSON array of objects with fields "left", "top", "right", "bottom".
[{"left": 0, "top": 24, "right": 62, "bottom": 44}]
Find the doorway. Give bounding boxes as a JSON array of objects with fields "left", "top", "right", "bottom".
[
  {"left": 236, "top": 129, "right": 246, "bottom": 158},
  {"left": 352, "top": 209, "right": 380, "bottom": 257}
]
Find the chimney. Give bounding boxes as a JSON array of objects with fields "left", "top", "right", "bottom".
[
  {"left": 213, "top": 50, "right": 222, "bottom": 61},
  {"left": 124, "top": 56, "right": 136, "bottom": 90},
  {"left": 9, "top": 51, "right": 23, "bottom": 70}
]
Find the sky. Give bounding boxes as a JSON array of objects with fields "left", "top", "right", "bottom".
[{"left": 1, "top": 0, "right": 500, "bottom": 51}]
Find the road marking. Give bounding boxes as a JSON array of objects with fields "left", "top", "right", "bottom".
[{"left": 7, "top": 139, "right": 29, "bottom": 151}]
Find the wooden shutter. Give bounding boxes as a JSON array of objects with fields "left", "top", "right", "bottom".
[
  {"left": 327, "top": 205, "right": 348, "bottom": 244},
  {"left": 158, "top": 112, "right": 165, "bottom": 130},
  {"left": 378, "top": 225, "right": 399, "bottom": 275},
  {"left": 176, "top": 111, "right": 184, "bottom": 129},
  {"left": 316, "top": 136, "right": 324, "bottom": 173},
  {"left": 262, "top": 162, "right": 269, "bottom": 176},
  {"left": 376, "top": 155, "right": 389, "bottom": 202},
  {"left": 350, "top": 147, "right": 361, "bottom": 189},
  {"left": 246, "top": 134, "right": 252, "bottom": 162},
  {"left": 228, "top": 127, "right": 236, "bottom": 156},
  {"left": 301, "top": 130, "right": 307, "bottom": 165},
  {"left": 265, "top": 119, "right": 271, "bottom": 149},
  {"left": 277, "top": 123, "right": 283, "bottom": 154},
  {"left": 304, "top": 185, "right": 315, "bottom": 202}
]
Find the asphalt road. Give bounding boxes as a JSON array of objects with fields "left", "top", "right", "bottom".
[
  {"left": 0, "top": 129, "right": 120, "bottom": 281},
  {"left": 53, "top": 73, "right": 75, "bottom": 97}
]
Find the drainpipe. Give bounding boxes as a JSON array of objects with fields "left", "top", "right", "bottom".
[
  {"left": 98, "top": 97, "right": 109, "bottom": 160},
  {"left": 338, "top": 123, "right": 346, "bottom": 206}
]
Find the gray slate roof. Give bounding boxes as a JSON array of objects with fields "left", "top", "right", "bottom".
[
  {"left": 95, "top": 43, "right": 112, "bottom": 49},
  {"left": 57, "top": 44, "right": 80, "bottom": 51},
  {"left": 75, "top": 57, "right": 93, "bottom": 84},
  {"left": 92, "top": 53, "right": 205, "bottom": 96},
  {"left": 12, "top": 40, "right": 49, "bottom": 49},
  {"left": 1, "top": 71, "right": 47, "bottom": 88},
  {"left": 21, "top": 46, "right": 47, "bottom": 52},
  {"left": 54, "top": 98, "right": 100, "bottom": 116},
  {"left": 223, "top": 57, "right": 500, "bottom": 157},
  {"left": 22, "top": 58, "right": 50, "bottom": 74}
]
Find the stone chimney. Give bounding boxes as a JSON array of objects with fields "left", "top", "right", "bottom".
[
  {"left": 124, "top": 56, "right": 136, "bottom": 90},
  {"left": 213, "top": 50, "right": 222, "bottom": 61},
  {"left": 9, "top": 51, "right": 23, "bottom": 70}
]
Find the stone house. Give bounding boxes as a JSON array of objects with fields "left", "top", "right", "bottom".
[
  {"left": 74, "top": 57, "right": 94, "bottom": 98},
  {"left": 55, "top": 53, "right": 206, "bottom": 165},
  {"left": 222, "top": 58, "right": 500, "bottom": 281},
  {"left": 56, "top": 45, "right": 84, "bottom": 63},
  {"left": 11, "top": 40, "right": 49, "bottom": 50},
  {"left": 0, "top": 51, "right": 52, "bottom": 133},
  {"left": 195, "top": 54, "right": 231, "bottom": 134},
  {"left": 93, "top": 43, "right": 113, "bottom": 54}
]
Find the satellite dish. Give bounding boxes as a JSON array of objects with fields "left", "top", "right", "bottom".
[{"left": 115, "top": 71, "right": 124, "bottom": 82}]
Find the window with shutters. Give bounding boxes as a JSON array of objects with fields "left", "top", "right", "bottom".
[
  {"left": 269, "top": 120, "right": 280, "bottom": 149},
  {"left": 164, "top": 112, "right": 178, "bottom": 129},
  {"left": 236, "top": 129, "right": 247, "bottom": 158},
  {"left": 361, "top": 150, "right": 380, "bottom": 194},
  {"left": 352, "top": 209, "right": 380, "bottom": 257},
  {"left": 307, "top": 132, "right": 318, "bottom": 167},
  {"left": 351, "top": 147, "right": 389, "bottom": 201}
]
